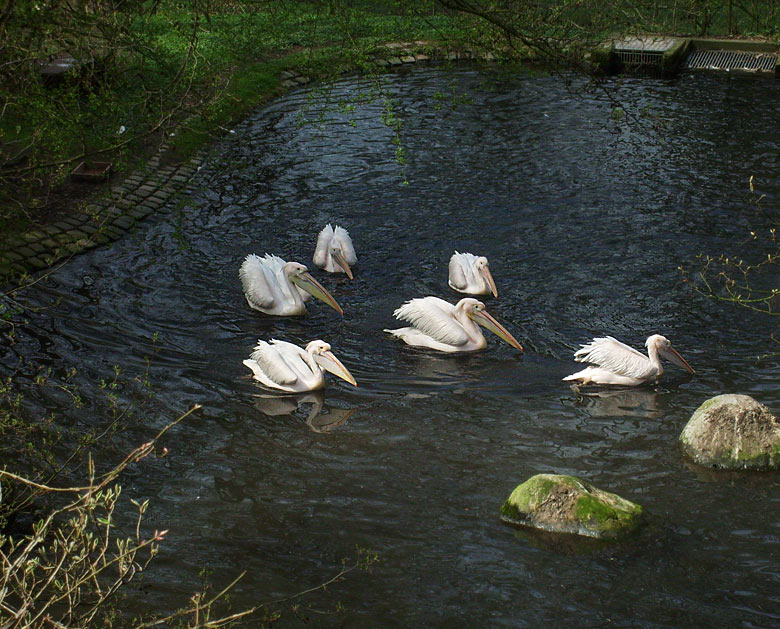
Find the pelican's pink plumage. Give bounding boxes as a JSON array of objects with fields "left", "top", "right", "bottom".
[
  {"left": 563, "top": 334, "right": 694, "bottom": 386},
  {"left": 384, "top": 296, "right": 523, "bottom": 353},
  {"left": 243, "top": 339, "right": 357, "bottom": 393}
]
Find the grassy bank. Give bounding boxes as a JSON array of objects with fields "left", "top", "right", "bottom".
[
  {"left": 3, "top": 1, "right": 779, "bottom": 239},
  {"left": 0, "top": 2, "right": 471, "bottom": 236}
]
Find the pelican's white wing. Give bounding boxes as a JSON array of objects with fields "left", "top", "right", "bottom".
[
  {"left": 448, "top": 252, "right": 467, "bottom": 290},
  {"left": 247, "top": 340, "right": 306, "bottom": 385},
  {"left": 333, "top": 225, "right": 357, "bottom": 264},
  {"left": 239, "top": 254, "right": 278, "bottom": 309},
  {"left": 448, "top": 252, "right": 480, "bottom": 291},
  {"left": 313, "top": 224, "right": 335, "bottom": 268},
  {"left": 393, "top": 296, "right": 470, "bottom": 347},
  {"left": 573, "top": 336, "right": 653, "bottom": 379}
]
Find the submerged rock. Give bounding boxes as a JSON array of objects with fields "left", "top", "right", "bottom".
[
  {"left": 500, "top": 474, "right": 644, "bottom": 540},
  {"left": 680, "top": 394, "right": 780, "bottom": 471}
]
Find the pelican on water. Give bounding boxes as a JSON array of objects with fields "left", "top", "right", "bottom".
[
  {"left": 563, "top": 334, "right": 695, "bottom": 386},
  {"left": 243, "top": 339, "right": 357, "bottom": 393},
  {"left": 384, "top": 296, "right": 523, "bottom": 353},
  {"left": 448, "top": 252, "right": 498, "bottom": 298},
  {"left": 239, "top": 253, "right": 343, "bottom": 316},
  {"left": 313, "top": 224, "right": 357, "bottom": 279}
]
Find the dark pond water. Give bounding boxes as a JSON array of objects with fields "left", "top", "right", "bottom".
[{"left": 4, "top": 66, "right": 780, "bottom": 626}]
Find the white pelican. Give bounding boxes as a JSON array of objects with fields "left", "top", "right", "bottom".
[
  {"left": 384, "top": 296, "right": 523, "bottom": 353},
  {"left": 313, "top": 224, "right": 357, "bottom": 279},
  {"left": 239, "top": 253, "right": 343, "bottom": 316},
  {"left": 563, "top": 334, "right": 695, "bottom": 386},
  {"left": 243, "top": 339, "right": 357, "bottom": 393},
  {"left": 448, "top": 252, "right": 498, "bottom": 298}
]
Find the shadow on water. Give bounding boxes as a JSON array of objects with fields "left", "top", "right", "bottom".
[{"left": 4, "top": 66, "right": 780, "bottom": 625}]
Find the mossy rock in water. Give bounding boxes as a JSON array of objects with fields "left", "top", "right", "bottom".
[
  {"left": 680, "top": 394, "right": 780, "bottom": 471},
  {"left": 500, "top": 474, "right": 644, "bottom": 540}
]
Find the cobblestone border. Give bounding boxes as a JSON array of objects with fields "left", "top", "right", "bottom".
[
  {"left": 0, "top": 42, "right": 492, "bottom": 283},
  {"left": 0, "top": 150, "right": 205, "bottom": 281}
]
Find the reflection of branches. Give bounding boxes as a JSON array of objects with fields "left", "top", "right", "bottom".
[
  {"left": 0, "top": 406, "right": 198, "bottom": 627},
  {"left": 681, "top": 176, "right": 780, "bottom": 317},
  {"left": 0, "top": 401, "right": 377, "bottom": 626}
]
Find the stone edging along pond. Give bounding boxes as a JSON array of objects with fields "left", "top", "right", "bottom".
[{"left": 0, "top": 43, "right": 490, "bottom": 283}]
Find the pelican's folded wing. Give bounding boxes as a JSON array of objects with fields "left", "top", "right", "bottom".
[
  {"left": 313, "top": 225, "right": 334, "bottom": 268},
  {"left": 240, "top": 254, "right": 276, "bottom": 309},
  {"left": 393, "top": 296, "right": 470, "bottom": 347},
  {"left": 448, "top": 253, "right": 468, "bottom": 290},
  {"left": 249, "top": 340, "right": 299, "bottom": 385},
  {"left": 573, "top": 336, "right": 652, "bottom": 378}
]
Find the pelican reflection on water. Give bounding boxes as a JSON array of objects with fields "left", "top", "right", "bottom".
[
  {"left": 573, "top": 387, "right": 665, "bottom": 419},
  {"left": 252, "top": 390, "right": 357, "bottom": 433}
]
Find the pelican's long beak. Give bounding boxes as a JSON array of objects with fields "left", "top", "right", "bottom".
[
  {"left": 314, "top": 350, "right": 358, "bottom": 387},
  {"left": 481, "top": 266, "right": 498, "bottom": 298},
  {"left": 332, "top": 249, "right": 354, "bottom": 280},
  {"left": 291, "top": 272, "right": 344, "bottom": 314},
  {"left": 469, "top": 309, "right": 524, "bottom": 351},
  {"left": 662, "top": 346, "right": 695, "bottom": 374}
]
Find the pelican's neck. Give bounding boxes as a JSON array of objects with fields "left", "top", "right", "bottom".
[
  {"left": 302, "top": 348, "right": 325, "bottom": 388},
  {"left": 454, "top": 307, "right": 484, "bottom": 345},
  {"left": 302, "top": 347, "right": 318, "bottom": 371},
  {"left": 281, "top": 269, "right": 305, "bottom": 307},
  {"left": 646, "top": 343, "right": 664, "bottom": 375},
  {"left": 326, "top": 249, "right": 340, "bottom": 272}
]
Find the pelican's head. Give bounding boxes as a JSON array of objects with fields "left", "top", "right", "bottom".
[
  {"left": 459, "top": 298, "right": 523, "bottom": 351},
  {"left": 285, "top": 262, "right": 344, "bottom": 314},
  {"left": 306, "top": 340, "right": 357, "bottom": 386},
  {"left": 329, "top": 244, "right": 353, "bottom": 280},
  {"left": 474, "top": 256, "right": 498, "bottom": 298},
  {"left": 647, "top": 335, "right": 695, "bottom": 374}
]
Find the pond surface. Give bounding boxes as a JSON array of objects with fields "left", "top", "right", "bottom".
[{"left": 4, "top": 66, "right": 780, "bottom": 626}]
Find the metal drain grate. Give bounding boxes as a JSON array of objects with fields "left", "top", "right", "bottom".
[
  {"left": 682, "top": 49, "right": 777, "bottom": 73},
  {"left": 615, "top": 50, "right": 664, "bottom": 73},
  {"left": 613, "top": 37, "right": 675, "bottom": 75}
]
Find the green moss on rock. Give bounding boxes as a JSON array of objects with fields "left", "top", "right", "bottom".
[
  {"left": 501, "top": 474, "right": 644, "bottom": 540},
  {"left": 680, "top": 394, "right": 780, "bottom": 471}
]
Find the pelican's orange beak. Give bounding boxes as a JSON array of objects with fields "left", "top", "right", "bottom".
[
  {"left": 480, "top": 265, "right": 498, "bottom": 298},
  {"left": 332, "top": 249, "right": 354, "bottom": 280},
  {"left": 469, "top": 309, "right": 523, "bottom": 351},
  {"left": 291, "top": 271, "right": 344, "bottom": 314}
]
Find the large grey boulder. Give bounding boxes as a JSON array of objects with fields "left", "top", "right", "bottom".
[
  {"left": 500, "top": 474, "right": 644, "bottom": 540},
  {"left": 680, "top": 394, "right": 780, "bottom": 470}
]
